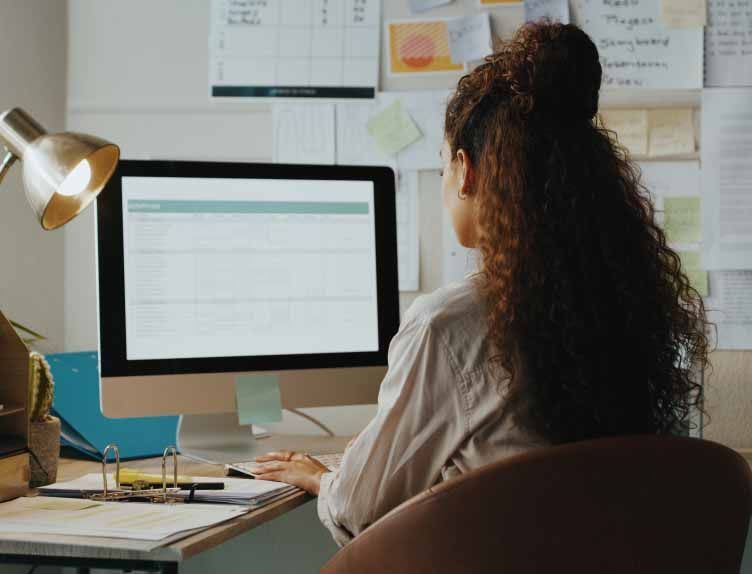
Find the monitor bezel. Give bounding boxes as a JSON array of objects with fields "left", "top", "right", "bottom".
[{"left": 97, "top": 160, "right": 400, "bottom": 378}]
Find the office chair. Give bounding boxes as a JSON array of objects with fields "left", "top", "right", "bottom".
[{"left": 321, "top": 435, "right": 752, "bottom": 574}]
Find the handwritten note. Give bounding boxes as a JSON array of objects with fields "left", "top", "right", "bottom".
[
  {"left": 447, "top": 13, "right": 493, "bottom": 64},
  {"left": 705, "top": 0, "right": 752, "bottom": 87},
  {"left": 648, "top": 109, "right": 695, "bottom": 157},
  {"left": 525, "top": 0, "right": 570, "bottom": 23},
  {"left": 272, "top": 104, "right": 336, "bottom": 164},
  {"left": 409, "top": 0, "right": 454, "bottom": 12},
  {"left": 664, "top": 197, "right": 702, "bottom": 244},
  {"left": 660, "top": 0, "right": 707, "bottom": 28},
  {"left": 367, "top": 100, "right": 423, "bottom": 156},
  {"left": 571, "top": 0, "right": 703, "bottom": 89},
  {"left": 600, "top": 109, "right": 649, "bottom": 156}
]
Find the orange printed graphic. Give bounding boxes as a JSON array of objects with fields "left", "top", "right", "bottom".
[{"left": 388, "top": 21, "right": 464, "bottom": 75}]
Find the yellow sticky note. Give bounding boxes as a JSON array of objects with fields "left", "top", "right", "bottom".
[
  {"left": 388, "top": 20, "right": 465, "bottom": 75},
  {"left": 367, "top": 101, "right": 423, "bottom": 156},
  {"left": 600, "top": 109, "right": 649, "bottom": 156},
  {"left": 678, "top": 250, "right": 702, "bottom": 270},
  {"left": 686, "top": 270, "right": 709, "bottom": 297},
  {"left": 660, "top": 0, "right": 707, "bottom": 28},
  {"left": 664, "top": 197, "right": 701, "bottom": 243},
  {"left": 648, "top": 109, "right": 695, "bottom": 157}
]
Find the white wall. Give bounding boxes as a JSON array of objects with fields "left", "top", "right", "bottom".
[{"left": 0, "top": 0, "right": 68, "bottom": 353}]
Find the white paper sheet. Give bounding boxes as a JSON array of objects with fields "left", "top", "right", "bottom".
[
  {"left": 701, "top": 89, "right": 752, "bottom": 269},
  {"left": 524, "top": 0, "right": 570, "bottom": 23},
  {"left": 409, "top": 0, "right": 454, "bottom": 13},
  {"left": 273, "top": 104, "right": 336, "bottom": 164},
  {"left": 639, "top": 161, "right": 701, "bottom": 200},
  {"left": 442, "top": 206, "right": 479, "bottom": 286},
  {"left": 446, "top": 13, "right": 492, "bottom": 64},
  {"left": 571, "top": 0, "right": 703, "bottom": 89},
  {"left": 336, "top": 91, "right": 451, "bottom": 170},
  {"left": 706, "top": 271, "right": 752, "bottom": 349},
  {"left": 0, "top": 496, "right": 248, "bottom": 541},
  {"left": 705, "top": 0, "right": 752, "bottom": 87},
  {"left": 209, "top": 0, "right": 380, "bottom": 100},
  {"left": 396, "top": 171, "right": 421, "bottom": 292}
]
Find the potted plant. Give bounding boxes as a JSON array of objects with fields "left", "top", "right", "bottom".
[{"left": 12, "top": 321, "right": 60, "bottom": 487}]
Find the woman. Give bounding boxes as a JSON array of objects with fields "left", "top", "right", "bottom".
[{"left": 250, "top": 22, "right": 708, "bottom": 546}]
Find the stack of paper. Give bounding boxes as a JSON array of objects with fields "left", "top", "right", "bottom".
[
  {"left": 0, "top": 496, "right": 249, "bottom": 541},
  {"left": 40, "top": 473, "right": 296, "bottom": 508}
]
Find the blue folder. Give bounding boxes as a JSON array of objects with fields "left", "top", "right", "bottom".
[{"left": 48, "top": 351, "right": 179, "bottom": 460}]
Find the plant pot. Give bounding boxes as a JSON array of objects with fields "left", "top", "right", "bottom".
[{"left": 29, "top": 415, "right": 61, "bottom": 487}]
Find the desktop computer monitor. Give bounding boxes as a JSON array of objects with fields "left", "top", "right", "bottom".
[{"left": 96, "top": 160, "right": 399, "bottom": 462}]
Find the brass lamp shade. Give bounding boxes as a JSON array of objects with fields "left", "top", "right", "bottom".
[{"left": 0, "top": 108, "right": 119, "bottom": 230}]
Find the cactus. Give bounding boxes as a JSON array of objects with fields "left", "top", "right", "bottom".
[{"left": 28, "top": 351, "right": 54, "bottom": 423}]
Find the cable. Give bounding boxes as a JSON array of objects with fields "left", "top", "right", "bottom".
[{"left": 286, "top": 408, "right": 336, "bottom": 437}]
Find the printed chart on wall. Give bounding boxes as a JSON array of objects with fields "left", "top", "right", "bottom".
[
  {"left": 210, "top": 0, "right": 380, "bottom": 100},
  {"left": 705, "top": 0, "right": 752, "bottom": 87},
  {"left": 570, "top": 0, "right": 703, "bottom": 89}
]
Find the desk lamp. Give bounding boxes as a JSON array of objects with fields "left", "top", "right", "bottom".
[{"left": 0, "top": 107, "right": 119, "bottom": 501}]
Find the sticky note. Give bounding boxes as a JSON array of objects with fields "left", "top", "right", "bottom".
[
  {"left": 661, "top": 0, "right": 707, "bottom": 28},
  {"left": 235, "top": 374, "right": 283, "bottom": 426},
  {"left": 524, "top": 0, "right": 570, "bottom": 23},
  {"left": 686, "top": 270, "right": 709, "bottom": 297},
  {"left": 600, "top": 109, "right": 649, "bottom": 157},
  {"left": 664, "top": 197, "right": 701, "bottom": 243},
  {"left": 678, "top": 250, "right": 702, "bottom": 271},
  {"left": 367, "top": 100, "right": 423, "bottom": 156},
  {"left": 648, "top": 109, "right": 695, "bottom": 157},
  {"left": 447, "top": 13, "right": 492, "bottom": 64}
]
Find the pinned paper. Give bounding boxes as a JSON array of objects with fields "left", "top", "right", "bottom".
[
  {"left": 600, "top": 109, "right": 649, "bottom": 156},
  {"left": 664, "top": 197, "right": 701, "bottom": 244},
  {"left": 648, "top": 109, "right": 695, "bottom": 157},
  {"left": 447, "top": 13, "right": 492, "bottom": 64},
  {"left": 479, "top": 0, "right": 520, "bottom": 4},
  {"left": 387, "top": 20, "right": 464, "bottom": 75},
  {"left": 524, "top": 0, "right": 570, "bottom": 23},
  {"left": 679, "top": 251, "right": 709, "bottom": 297},
  {"left": 409, "top": 0, "right": 454, "bottom": 12},
  {"left": 367, "top": 100, "right": 423, "bottom": 156},
  {"left": 273, "top": 104, "right": 336, "bottom": 165},
  {"left": 661, "top": 0, "right": 707, "bottom": 28},
  {"left": 235, "top": 374, "right": 283, "bottom": 426}
]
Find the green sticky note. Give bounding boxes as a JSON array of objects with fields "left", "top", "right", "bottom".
[
  {"left": 663, "top": 197, "right": 701, "bottom": 243},
  {"left": 686, "top": 270, "right": 709, "bottom": 297},
  {"left": 235, "top": 374, "right": 282, "bottom": 426},
  {"left": 678, "top": 250, "right": 701, "bottom": 270},
  {"left": 366, "top": 100, "right": 422, "bottom": 156}
]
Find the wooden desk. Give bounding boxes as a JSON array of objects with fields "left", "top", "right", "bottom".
[{"left": 0, "top": 445, "right": 336, "bottom": 573}]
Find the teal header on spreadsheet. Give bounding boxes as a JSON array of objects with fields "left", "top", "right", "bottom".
[{"left": 127, "top": 200, "right": 370, "bottom": 215}]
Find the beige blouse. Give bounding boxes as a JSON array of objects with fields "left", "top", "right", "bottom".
[{"left": 317, "top": 277, "right": 545, "bottom": 546}]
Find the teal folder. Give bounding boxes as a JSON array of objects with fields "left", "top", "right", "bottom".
[{"left": 48, "top": 351, "right": 179, "bottom": 460}]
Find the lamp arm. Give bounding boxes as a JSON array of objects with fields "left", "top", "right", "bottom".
[{"left": 0, "top": 150, "right": 18, "bottom": 186}]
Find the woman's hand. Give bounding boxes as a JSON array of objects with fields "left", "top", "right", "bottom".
[{"left": 251, "top": 451, "right": 330, "bottom": 495}]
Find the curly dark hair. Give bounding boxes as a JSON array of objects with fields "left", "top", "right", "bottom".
[{"left": 444, "top": 22, "right": 708, "bottom": 444}]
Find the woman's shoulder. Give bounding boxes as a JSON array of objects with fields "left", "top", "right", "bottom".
[{"left": 403, "top": 276, "right": 486, "bottom": 335}]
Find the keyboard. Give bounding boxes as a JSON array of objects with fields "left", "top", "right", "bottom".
[{"left": 228, "top": 452, "right": 344, "bottom": 478}]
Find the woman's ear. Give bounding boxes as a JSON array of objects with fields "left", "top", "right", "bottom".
[{"left": 456, "top": 149, "right": 475, "bottom": 198}]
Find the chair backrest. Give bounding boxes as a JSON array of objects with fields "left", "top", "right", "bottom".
[{"left": 321, "top": 435, "right": 752, "bottom": 574}]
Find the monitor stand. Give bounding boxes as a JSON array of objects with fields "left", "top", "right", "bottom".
[{"left": 176, "top": 412, "right": 351, "bottom": 465}]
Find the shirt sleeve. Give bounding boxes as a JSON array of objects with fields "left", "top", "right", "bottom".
[{"left": 316, "top": 316, "right": 469, "bottom": 546}]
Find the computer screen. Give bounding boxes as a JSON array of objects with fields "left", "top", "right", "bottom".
[
  {"left": 122, "top": 176, "right": 379, "bottom": 361},
  {"left": 97, "top": 161, "right": 399, "bottom": 419}
]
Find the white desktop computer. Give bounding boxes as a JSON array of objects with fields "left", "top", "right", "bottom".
[{"left": 96, "top": 160, "right": 399, "bottom": 463}]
